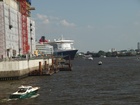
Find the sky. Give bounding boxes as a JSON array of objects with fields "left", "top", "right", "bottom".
[{"left": 31, "top": 0, "right": 140, "bottom": 52}]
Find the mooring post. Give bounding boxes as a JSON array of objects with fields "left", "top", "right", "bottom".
[
  {"left": 55, "top": 58, "right": 58, "bottom": 71},
  {"left": 39, "top": 62, "right": 42, "bottom": 75},
  {"left": 46, "top": 64, "right": 49, "bottom": 73},
  {"left": 54, "top": 59, "right": 56, "bottom": 72},
  {"left": 44, "top": 61, "right": 47, "bottom": 70},
  {"left": 51, "top": 56, "right": 54, "bottom": 72}
]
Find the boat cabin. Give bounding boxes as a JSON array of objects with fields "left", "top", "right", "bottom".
[{"left": 18, "top": 86, "right": 32, "bottom": 93}]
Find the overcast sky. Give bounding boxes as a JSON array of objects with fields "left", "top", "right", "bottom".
[{"left": 31, "top": 0, "right": 140, "bottom": 52}]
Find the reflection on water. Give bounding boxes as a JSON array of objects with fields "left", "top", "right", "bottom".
[
  {"left": 0, "top": 94, "right": 40, "bottom": 104},
  {"left": 30, "top": 94, "right": 40, "bottom": 99},
  {"left": 0, "top": 57, "right": 140, "bottom": 105}
]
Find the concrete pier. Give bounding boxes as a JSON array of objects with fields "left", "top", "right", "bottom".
[
  {"left": 0, "top": 57, "right": 72, "bottom": 80},
  {"left": 0, "top": 58, "right": 52, "bottom": 80}
]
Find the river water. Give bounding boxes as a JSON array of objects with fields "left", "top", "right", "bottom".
[{"left": 0, "top": 57, "right": 140, "bottom": 105}]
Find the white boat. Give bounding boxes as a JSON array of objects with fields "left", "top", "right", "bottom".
[
  {"left": 87, "top": 56, "right": 93, "bottom": 60},
  {"left": 9, "top": 85, "right": 40, "bottom": 99},
  {"left": 98, "top": 61, "right": 102, "bottom": 65},
  {"left": 83, "top": 54, "right": 93, "bottom": 60},
  {"left": 39, "top": 36, "right": 78, "bottom": 60}
]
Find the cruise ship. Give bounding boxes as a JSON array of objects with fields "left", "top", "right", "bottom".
[{"left": 39, "top": 36, "right": 78, "bottom": 60}]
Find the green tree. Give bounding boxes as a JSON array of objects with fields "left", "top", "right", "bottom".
[{"left": 97, "top": 50, "right": 106, "bottom": 57}]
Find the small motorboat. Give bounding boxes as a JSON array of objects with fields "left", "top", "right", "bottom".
[
  {"left": 88, "top": 57, "right": 93, "bottom": 60},
  {"left": 98, "top": 61, "right": 102, "bottom": 65},
  {"left": 83, "top": 55, "right": 93, "bottom": 60},
  {"left": 9, "top": 85, "right": 40, "bottom": 99}
]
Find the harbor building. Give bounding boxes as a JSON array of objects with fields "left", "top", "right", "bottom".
[{"left": 0, "top": 0, "right": 36, "bottom": 59}]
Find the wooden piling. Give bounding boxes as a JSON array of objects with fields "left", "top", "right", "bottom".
[
  {"left": 39, "top": 62, "right": 42, "bottom": 75},
  {"left": 44, "top": 61, "right": 46, "bottom": 69}
]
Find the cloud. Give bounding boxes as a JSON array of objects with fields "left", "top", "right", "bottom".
[
  {"left": 60, "top": 19, "right": 76, "bottom": 27},
  {"left": 37, "top": 14, "right": 47, "bottom": 19},
  {"left": 36, "top": 14, "right": 50, "bottom": 24},
  {"left": 43, "top": 19, "right": 49, "bottom": 24},
  {"left": 87, "top": 25, "right": 95, "bottom": 29},
  {"left": 36, "top": 14, "right": 76, "bottom": 27}
]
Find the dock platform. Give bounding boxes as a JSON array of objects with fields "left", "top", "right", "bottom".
[
  {"left": 29, "top": 57, "right": 72, "bottom": 76},
  {"left": 0, "top": 56, "right": 73, "bottom": 81}
]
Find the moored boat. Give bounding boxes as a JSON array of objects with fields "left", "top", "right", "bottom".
[
  {"left": 98, "top": 61, "right": 102, "bottom": 65},
  {"left": 83, "top": 54, "right": 93, "bottom": 60},
  {"left": 9, "top": 85, "right": 40, "bottom": 99}
]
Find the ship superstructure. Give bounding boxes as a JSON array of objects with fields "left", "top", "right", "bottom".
[
  {"left": 0, "top": 0, "right": 36, "bottom": 59},
  {"left": 39, "top": 36, "right": 78, "bottom": 60}
]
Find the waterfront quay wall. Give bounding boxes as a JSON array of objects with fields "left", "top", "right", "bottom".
[{"left": 0, "top": 59, "right": 52, "bottom": 80}]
